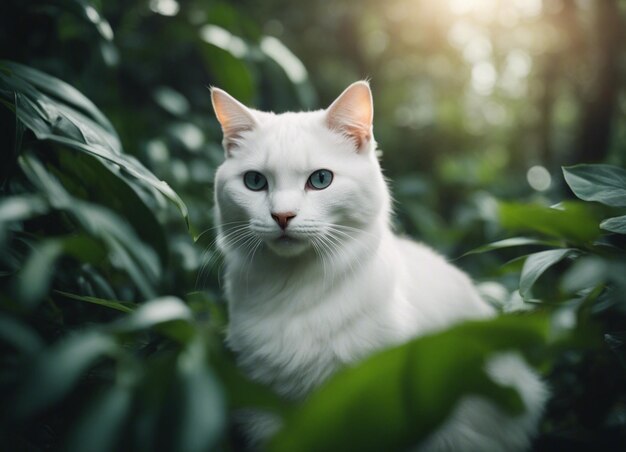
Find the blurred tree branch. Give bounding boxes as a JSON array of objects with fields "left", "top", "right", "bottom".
[{"left": 572, "top": 0, "right": 623, "bottom": 164}]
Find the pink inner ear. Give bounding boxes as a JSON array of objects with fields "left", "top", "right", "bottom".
[
  {"left": 343, "top": 125, "right": 371, "bottom": 149},
  {"left": 211, "top": 88, "right": 256, "bottom": 152},
  {"left": 325, "top": 81, "right": 373, "bottom": 150}
]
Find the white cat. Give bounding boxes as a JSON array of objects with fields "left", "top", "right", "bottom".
[{"left": 211, "top": 81, "right": 547, "bottom": 451}]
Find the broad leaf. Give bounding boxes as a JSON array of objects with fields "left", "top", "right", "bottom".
[
  {"left": 19, "top": 154, "right": 161, "bottom": 298},
  {"left": 270, "top": 315, "right": 549, "bottom": 452},
  {"left": 65, "top": 384, "right": 133, "bottom": 452},
  {"left": 54, "top": 150, "right": 169, "bottom": 266},
  {"left": 0, "top": 60, "right": 116, "bottom": 134},
  {"left": 499, "top": 201, "right": 600, "bottom": 244},
  {"left": 563, "top": 164, "right": 626, "bottom": 207},
  {"left": 0, "top": 60, "right": 188, "bottom": 223},
  {"left": 519, "top": 249, "right": 578, "bottom": 299},
  {"left": 14, "top": 331, "right": 116, "bottom": 418},
  {"left": 173, "top": 339, "right": 226, "bottom": 452}
]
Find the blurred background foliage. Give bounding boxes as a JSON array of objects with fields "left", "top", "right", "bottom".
[{"left": 0, "top": 0, "right": 625, "bottom": 450}]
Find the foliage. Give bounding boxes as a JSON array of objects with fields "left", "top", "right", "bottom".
[{"left": 1, "top": 1, "right": 626, "bottom": 451}]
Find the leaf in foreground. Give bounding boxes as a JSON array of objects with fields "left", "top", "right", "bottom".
[
  {"left": 269, "top": 315, "right": 548, "bottom": 452},
  {"left": 65, "top": 384, "right": 133, "bottom": 452},
  {"left": 14, "top": 331, "right": 116, "bottom": 418}
]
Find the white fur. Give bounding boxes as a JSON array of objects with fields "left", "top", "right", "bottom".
[{"left": 212, "top": 83, "right": 547, "bottom": 451}]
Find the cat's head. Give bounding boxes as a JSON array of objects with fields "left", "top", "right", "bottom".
[{"left": 212, "top": 81, "right": 390, "bottom": 258}]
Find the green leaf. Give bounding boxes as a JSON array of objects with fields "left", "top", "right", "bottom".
[
  {"left": 15, "top": 235, "right": 107, "bottom": 308},
  {"left": 19, "top": 154, "right": 161, "bottom": 298},
  {"left": 11, "top": 77, "right": 122, "bottom": 154},
  {"left": 499, "top": 201, "right": 601, "bottom": 244},
  {"left": 459, "top": 237, "right": 560, "bottom": 258},
  {"left": 54, "top": 150, "right": 169, "bottom": 266},
  {"left": 560, "top": 257, "right": 608, "bottom": 294},
  {"left": 0, "top": 60, "right": 116, "bottom": 134},
  {"left": 55, "top": 290, "right": 137, "bottom": 313},
  {"left": 65, "top": 384, "right": 133, "bottom": 452},
  {"left": 0, "top": 194, "right": 48, "bottom": 245},
  {"left": 600, "top": 215, "right": 626, "bottom": 234},
  {"left": 269, "top": 315, "right": 548, "bottom": 452},
  {"left": 0, "top": 314, "right": 43, "bottom": 354},
  {"left": 519, "top": 249, "right": 578, "bottom": 299},
  {"left": 0, "top": 194, "right": 48, "bottom": 223},
  {"left": 0, "top": 60, "right": 188, "bottom": 224},
  {"left": 211, "top": 346, "right": 288, "bottom": 414},
  {"left": 14, "top": 331, "right": 116, "bottom": 419},
  {"left": 200, "top": 43, "right": 254, "bottom": 104},
  {"left": 174, "top": 339, "right": 226, "bottom": 452},
  {"left": 112, "top": 297, "right": 192, "bottom": 332},
  {"left": 563, "top": 164, "right": 626, "bottom": 207}
]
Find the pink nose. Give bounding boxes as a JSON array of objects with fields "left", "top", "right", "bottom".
[{"left": 271, "top": 212, "right": 296, "bottom": 230}]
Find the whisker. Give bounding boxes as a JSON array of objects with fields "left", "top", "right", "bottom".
[{"left": 195, "top": 224, "right": 253, "bottom": 289}]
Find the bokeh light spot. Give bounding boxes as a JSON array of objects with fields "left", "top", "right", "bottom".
[
  {"left": 526, "top": 165, "right": 551, "bottom": 191},
  {"left": 149, "top": 0, "right": 180, "bottom": 16}
]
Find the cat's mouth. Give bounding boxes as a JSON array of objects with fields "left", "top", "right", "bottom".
[
  {"left": 267, "top": 232, "right": 309, "bottom": 257},
  {"left": 275, "top": 233, "right": 300, "bottom": 244}
]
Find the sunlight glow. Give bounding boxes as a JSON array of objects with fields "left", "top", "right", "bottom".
[
  {"left": 449, "top": 0, "right": 499, "bottom": 16},
  {"left": 471, "top": 62, "right": 497, "bottom": 95},
  {"left": 447, "top": 0, "right": 542, "bottom": 18}
]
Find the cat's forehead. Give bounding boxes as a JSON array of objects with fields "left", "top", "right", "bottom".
[{"left": 245, "top": 110, "right": 342, "bottom": 169}]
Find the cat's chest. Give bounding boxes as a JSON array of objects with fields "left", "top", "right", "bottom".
[{"left": 226, "top": 283, "right": 397, "bottom": 399}]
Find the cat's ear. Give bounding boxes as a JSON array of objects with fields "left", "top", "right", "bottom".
[
  {"left": 326, "top": 81, "right": 373, "bottom": 151},
  {"left": 211, "top": 87, "right": 257, "bottom": 153}
]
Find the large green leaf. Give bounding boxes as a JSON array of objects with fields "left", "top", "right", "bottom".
[
  {"left": 0, "top": 60, "right": 116, "bottom": 134},
  {"left": 499, "top": 201, "right": 601, "bottom": 244},
  {"left": 14, "top": 331, "right": 117, "bottom": 419},
  {"left": 19, "top": 154, "right": 161, "bottom": 298},
  {"left": 269, "top": 315, "right": 549, "bottom": 452},
  {"left": 200, "top": 43, "right": 254, "bottom": 104},
  {"left": 519, "top": 249, "right": 578, "bottom": 300},
  {"left": 0, "top": 60, "right": 188, "bottom": 223},
  {"left": 54, "top": 150, "right": 169, "bottom": 266},
  {"left": 563, "top": 164, "right": 626, "bottom": 207},
  {"left": 65, "top": 384, "right": 133, "bottom": 452},
  {"left": 173, "top": 339, "right": 226, "bottom": 452},
  {"left": 211, "top": 345, "right": 289, "bottom": 414}
]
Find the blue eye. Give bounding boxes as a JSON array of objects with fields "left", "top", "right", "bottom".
[
  {"left": 243, "top": 171, "right": 268, "bottom": 191},
  {"left": 307, "top": 169, "right": 333, "bottom": 190}
]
